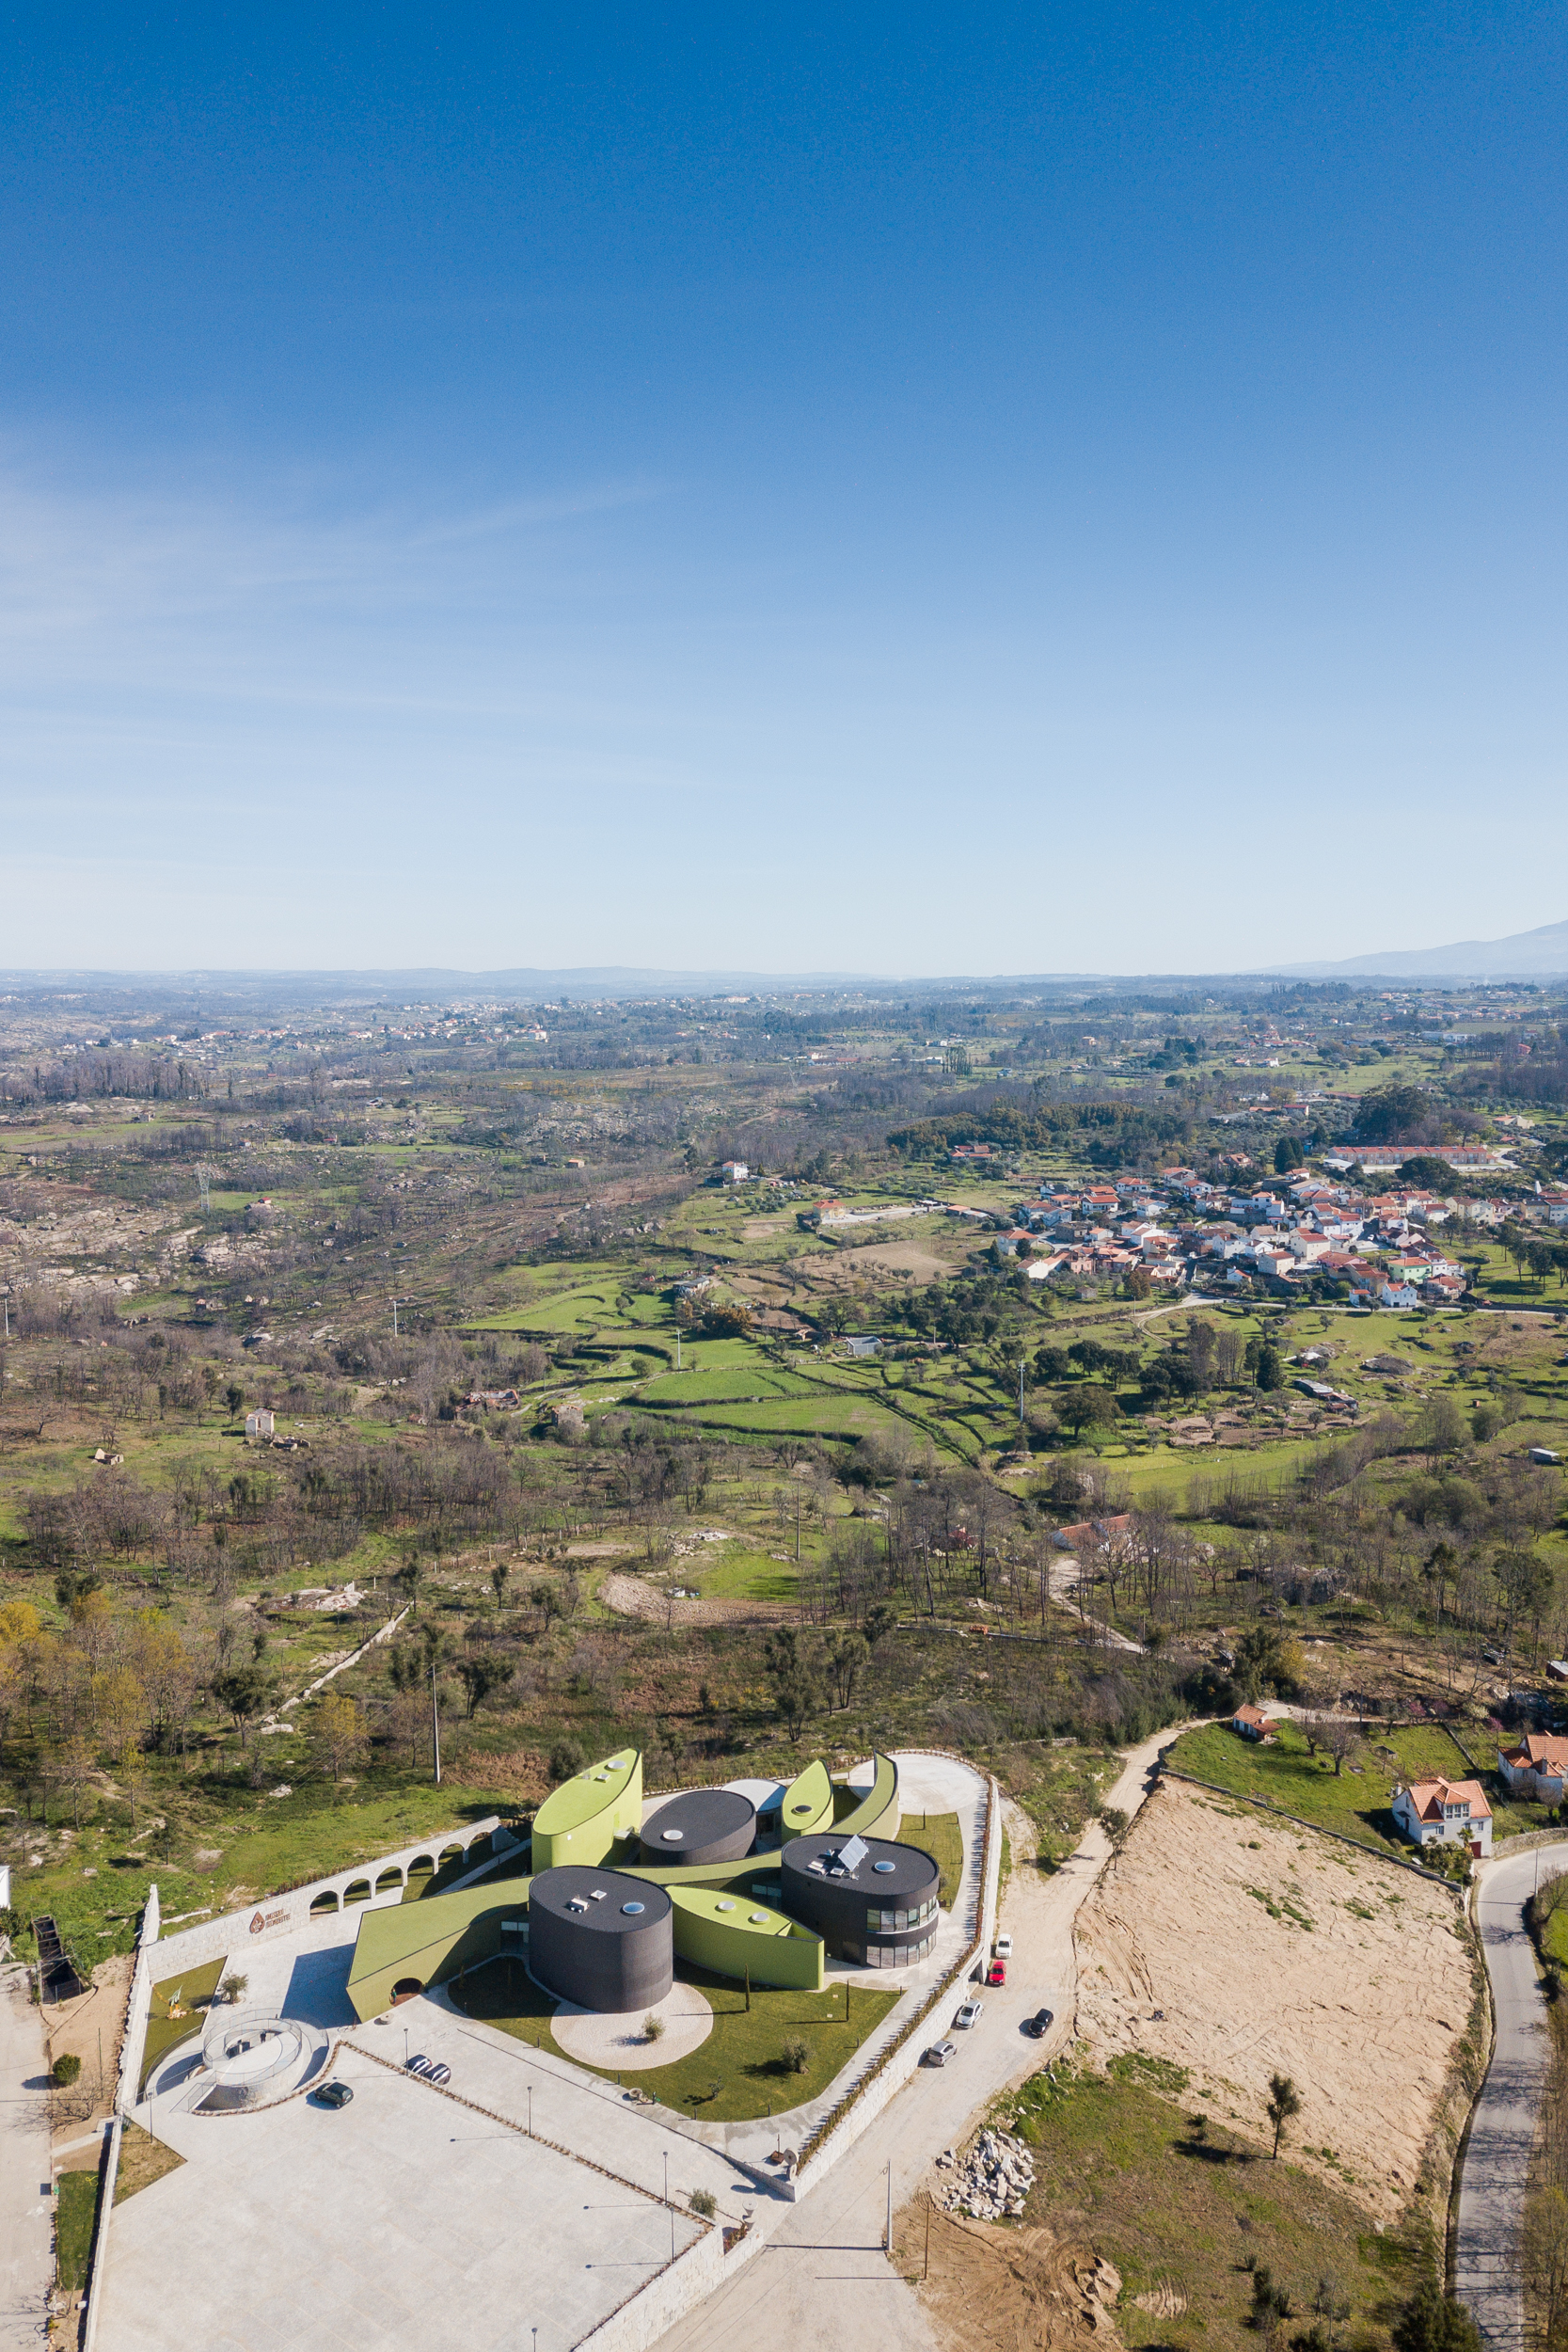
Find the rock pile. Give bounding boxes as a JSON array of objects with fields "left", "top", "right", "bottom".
[{"left": 933, "top": 2127, "right": 1036, "bottom": 2220}]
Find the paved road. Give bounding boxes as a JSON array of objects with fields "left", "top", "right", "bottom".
[
  {"left": 0, "top": 1960, "right": 51, "bottom": 2351},
  {"left": 1456, "top": 1841, "right": 1568, "bottom": 2352},
  {"left": 650, "top": 1725, "right": 1185, "bottom": 2352}
]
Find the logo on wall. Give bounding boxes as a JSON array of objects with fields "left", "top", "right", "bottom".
[
  {"left": 249, "top": 1912, "right": 264, "bottom": 1935},
  {"left": 248, "top": 1907, "right": 289, "bottom": 1936}
]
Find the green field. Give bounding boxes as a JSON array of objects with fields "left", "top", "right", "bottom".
[
  {"left": 897, "top": 1809, "right": 963, "bottom": 1909},
  {"left": 1164, "top": 1717, "right": 1541, "bottom": 1851},
  {"left": 985, "top": 2057, "right": 1417, "bottom": 2352}
]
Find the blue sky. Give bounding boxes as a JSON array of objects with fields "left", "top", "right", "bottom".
[{"left": 2, "top": 4, "right": 1563, "bottom": 975}]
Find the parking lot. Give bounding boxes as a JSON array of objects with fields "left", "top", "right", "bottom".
[{"left": 103, "top": 2037, "right": 708, "bottom": 2352}]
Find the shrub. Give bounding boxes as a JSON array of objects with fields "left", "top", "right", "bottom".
[
  {"left": 780, "top": 2036, "right": 811, "bottom": 2074},
  {"left": 548, "top": 1738, "right": 586, "bottom": 1784},
  {"left": 689, "top": 2187, "right": 718, "bottom": 2218},
  {"left": 642, "top": 2012, "right": 666, "bottom": 2042},
  {"left": 218, "top": 1973, "right": 248, "bottom": 2006},
  {"left": 50, "top": 2052, "right": 82, "bottom": 2087}
]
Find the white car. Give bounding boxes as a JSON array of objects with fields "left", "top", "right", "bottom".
[
  {"left": 994, "top": 1933, "right": 1013, "bottom": 1961},
  {"left": 954, "top": 1998, "right": 985, "bottom": 2030},
  {"left": 924, "top": 2040, "right": 958, "bottom": 2067}
]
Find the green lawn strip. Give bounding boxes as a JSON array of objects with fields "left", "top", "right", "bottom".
[
  {"left": 895, "top": 1810, "right": 963, "bottom": 1910},
  {"left": 1165, "top": 1719, "right": 1544, "bottom": 1851},
  {"left": 688, "top": 1548, "right": 800, "bottom": 1603},
  {"left": 140, "top": 1957, "right": 227, "bottom": 2092},
  {"left": 55, "top": 2168, "right": 103, "bottom": 2291},
  {"left": 1003, "top": 2059, "right": 1413, "bottom": 2352},
  {"left": 450, "top": 1957, "right": 898, "bottom": 2123}
]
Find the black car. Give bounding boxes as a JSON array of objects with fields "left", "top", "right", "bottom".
[
  {"left": 314, "top": 2081, "right": 354, "bottom": 2108},
  {"left": 1022, "top": 2009, "right": 1054, "bottom": 2040}
]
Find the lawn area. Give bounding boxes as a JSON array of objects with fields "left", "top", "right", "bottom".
[
  {"left": 1164, "top": 1718, "right": 1544, "bottom": 1853},
  {"left": 897, "top": 1809, "right": 964, "bottom": 1910},
  {"left": 55, "top": 2167, "right": 103, "bottom": 2291},
  {"left": 450, "top": 1955, "right": 898, "bottom": 2122},
  {"left": 999, "top": 2058, "right": 1416, "bottom": 2352},
  {"left": 140, "top": 1957, "right": 227, "bottom": 2092},
  {"left": 689, "top": 1546, "right": 800, "bottom": 1603},
  {"left": 114, "top": 2119, "right": 185, "bottom": 2205}
]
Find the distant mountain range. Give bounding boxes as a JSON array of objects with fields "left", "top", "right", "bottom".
[{"left": 1263, "top": 917, "right": 1568, "bottom": 981}]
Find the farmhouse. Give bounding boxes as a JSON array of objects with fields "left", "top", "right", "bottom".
[
  {"left": 1392, "top": 1776, "right": 1492, "bottom": 1858},
  {"left": 1229, "top": 1703, "right": 1273, "bottom": 1741},
  {"left": 1497, "top": 1732, "right": 1568, "bottom": 1803}
]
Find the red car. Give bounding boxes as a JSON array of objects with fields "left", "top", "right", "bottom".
[{"left": 986, "top": 1959, "right": 1007, "bottom": 1988}]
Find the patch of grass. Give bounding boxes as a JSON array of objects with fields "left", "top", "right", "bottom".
[
  {"left": 451, "top": 1956, "right": 898, "bottom": 2122},
  {"left": 899, "top": 1810, "right": 964, "bottom": 1910},
  {"left": 114, "top": 2120, "right": 185, "bottom": 2204},
  {"left": 55, "top": 2167, "right": 102, "bottom": 2291},
  {"left": 1000, "top": 2062, "right": 1413, "bottom": 2352},
  {"left": 140, "top": 1957, "right": 226, "bottom": 2093}
]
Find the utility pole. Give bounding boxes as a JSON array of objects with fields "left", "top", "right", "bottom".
[
  {"left": 885, "top": 2159, "right": 892, "bottom": 2253},
  {"left": 430, "top": 1657, "right": 442, "bottom": 1787}
]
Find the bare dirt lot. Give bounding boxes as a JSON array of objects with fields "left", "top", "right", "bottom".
[
  {"left": 802, "top": 1238, "right": 956, "bottom": 1286},
  {"left": 1071, "top": 1779, "right": 1480, "bottom": 2216},
  {"left": 598, "top": 1570, "right": 790, "bottom": 1628},
  {"left": 893, "top": 2208, "right": 1124, "bottom": 2352}
]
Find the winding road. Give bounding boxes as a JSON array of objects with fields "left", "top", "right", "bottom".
[{"left": 1456, "top": 1841, "right": 1568, "bottom": 2352}]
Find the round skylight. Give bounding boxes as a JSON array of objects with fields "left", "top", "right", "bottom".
[
  {"left": 715, "top": 1900, "right": 736, "bottom": 1912},
  {"left": 661, "top": 1828, "right": 684, "bottom": 1842},
  {"left": 749, "top": 1912, "right": 768, "bottom": 1923},
  {"left": 621, "top": 1901, "right": 645, "bottom": 1915}
]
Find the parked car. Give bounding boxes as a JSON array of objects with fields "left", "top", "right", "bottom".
[
  {"left": 986, "top": 1960, "right": 1007, "bottom": 1987},
  {"left": 1022, "top": 2009, "right": 1054, "bottom": 2040},
  {"left": 314, "top": 2081, "right": 354, "bottom": 2108},
  {"left": 955, "top": 1998, "right": 985, "bottom": 2029},
  {"left": 993, "top": 1933, "right": 1013, "bottom": 1961},
  {"left": 924, "top": 2041, "right": 958, "bottom": 2068}
]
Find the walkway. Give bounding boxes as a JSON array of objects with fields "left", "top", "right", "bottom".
[
  {"left": 0, "top": 1960, "right": 51, "bottom": 2352},
  {"left": 1456, "top": 1840, "right": 1568, "bottom": 2351}
]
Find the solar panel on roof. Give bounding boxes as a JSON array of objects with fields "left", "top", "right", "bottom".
[{"left": 837, "top": 1834, "right": 869, "bottom": 1871}]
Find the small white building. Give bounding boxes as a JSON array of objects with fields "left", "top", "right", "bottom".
[
  {"left": 245, "top": 1409, "right": 276, "bottom": 1439},
  {"left": 721, "top": 1161, "right": 749, "bottom": 1184},
  {"left": 1392, "top": 1776, "right": 1492, "bottom": 1859},
  {"left": 1497, "top": 1733, "right": 1568, "bottom": 1803}
]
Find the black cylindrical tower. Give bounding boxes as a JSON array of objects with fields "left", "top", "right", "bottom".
[
  {"left": 528, "top": 1867, "right": 673, "bottom": 2012},
  {"left": 638, "top": 1788, "right": 757, "bottom": 1868},
  {"left": 779, "top": 1835, "right": 941, "bottom": 1968}
]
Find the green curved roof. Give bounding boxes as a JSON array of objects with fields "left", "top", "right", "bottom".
[
  {"left": 833, "top": 1752, "right": 900, "bottom": 1842},
  {"left": 778, "top": 1757, "right": 833, "bottom": 1842},
  {"left": 531, "top": 1749, "right": 639, "bottom": 1838},
  {"left": 530, "top": 1748, "right": 642, "bottom": 1870}
]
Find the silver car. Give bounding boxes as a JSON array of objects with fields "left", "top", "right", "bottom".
[
  {"left": 924, "top": 2040, "right": 958, "bottom": 2067},
  {"left": 954, "top": 1998, "right": 985, "bottom": 2029}
]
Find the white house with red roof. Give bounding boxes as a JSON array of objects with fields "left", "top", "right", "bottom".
[
  {"left": 1230, "top": 1703, "right": 1273, "bottom": 1741},
  {"left": 1392, "top": 1776, "right": 1492, "bottom": 1859},
  {"left": 1497, "top": 1733, "right": 1568, "bottom": 1804}
]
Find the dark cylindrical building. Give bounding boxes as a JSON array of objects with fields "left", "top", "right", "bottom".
[
  {"left": 638, "top": 1788, "right": 757, "bottom": 1868},
  {"left": 779, "top": 1835, "right": 941, "bottom": 1968},
  {"left": 528, "top": 1867, "right": 673, "bottom": 2012}
]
